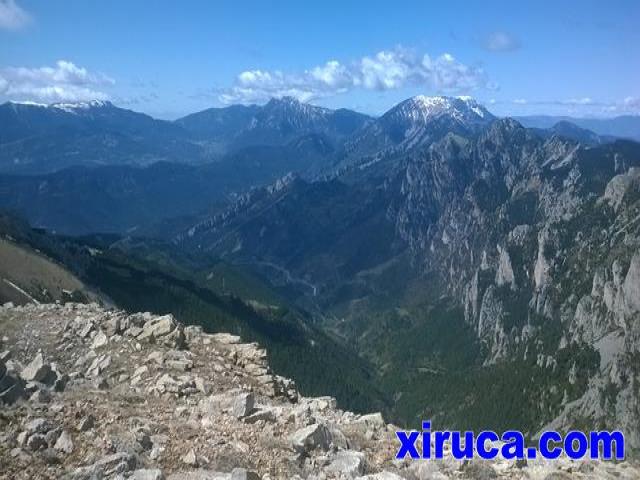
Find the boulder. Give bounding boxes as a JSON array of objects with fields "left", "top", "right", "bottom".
[
  {"left": 26, "top": 433, "right": 48, "bottom": 451},
  {"left": 244, "top": 407, "right": 276, "bottom": 424},
  {"left": 85, "top": 354, "right": 111, "bottom": 378},
  {"left": 166, "top": 472, "right": 230, "bottom": 480},
  {"left": 104, "top": 317, "right": 122, "bottom": 337},
  {"left": 155, "top": 374, "right": 197, "bottom": 396},
  {"left": 326, "top": 450, "right": 366, "bottom": 475},
  {"left": 129, "top": 470, "right": 165, "bottom": 480},
  {"left": 0, "top": 362, "right": 24, "bottom": 404},
  {"left": 77, "top": 414, "right": 95, "bottom": 432},
  {"left": 199, "top": 391, "right": 240, "bottom": 415},
  {"left": 542, "top": 473, "right": 573, "bottom": 480},
  {"left": 230, "top": 468, "right": 260, "bottom": 480},
  {"left": 91, "top": 330, "right": 108, "bottom": 349},
  {"left": 210, "top": 333, "right": 241, "bottom": 345},
  {"left": 290, "top": 423, "right": 333, "bottom": 454},
  {"left": 66, "top": 452, "right": 137, "bottom": 479},
  {"left": 20, "top": 353, "right": 56, "bottom": 384},
  {"left": 460, "top": 461, "right": 498, "bottom": 479},
  {"left": 0, "top": 383, "right": 24, "bottom": 404},
  {"left": 54, "top": 430, "right": 74, "bottom": 454},
  {"left": 138, "top": 315, "right": 185, "bottom": 348},
  {"left": 30, "top": 388, "right": 52, "bottom": 403},
  {"left": 182, "top": 449, "right": 198, "bottom": 467},
  {"left": 194, "top": 377, "right": 210, "bottom": 394},
  {"left": 24, "top": 418, "right": 52, "bottom": 435},
  {"left": 232, "top": 392, "right": 255, "bottom": 418},
  {"left": 356, "top": 413, "right": 385, "bottom": 430},
  {"left": 356, "top": 473, "right": 404, "bottom": 480}
]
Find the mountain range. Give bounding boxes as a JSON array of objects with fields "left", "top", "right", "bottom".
[
  {"left": 3, "top": 96, "right": 638, "bottom": 175},
  {"left": 1, "top": 94, "right": 640, "bottom": 448},
  {"left": 0, "top": 97, "right": 371, "bottom": 174},
  {"left": 0, "top": 95, "right": 633, "bottom": 235}
]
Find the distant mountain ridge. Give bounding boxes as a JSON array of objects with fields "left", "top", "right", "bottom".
[
  {"left": 175, "top": 96, "right": 372, "bottom": 153},
  {"left": 516, "top": 114, "right": 640, "bottom": 141},
  {"left": 0, "top": 100, "right": 200, "bottom": 173},
  {"left": 0, "top": 131, "right": 336, "bottom": 235},
  {"left": 0, "top": 97, "right": 370, "bottom": 174}
]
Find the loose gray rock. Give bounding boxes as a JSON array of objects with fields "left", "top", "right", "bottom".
[
  {"left": 86, "top": 354, "right": 111, "bottom": 378},
  {"left": 230, "top": 468, "right": 260, "bottom": 480},
  {"left": 543, "top": 473, "right": 573, "bottom": 480},
  {"left": 182, "top": 449, "right": 198, "bottom": 467},
  {"left": 243, "top": 407, "right": 276, "bottom": 424},
  {"left": 26, "top": 433, "right": 47, "bottom": 451},
  {"left": 232, "top": 392, "right": 255, "bottom": 418},
  {"left": 461, "top": 461, "right": 498, "bottom": 479},
  {"left": 129, "top": 469, "right": 165, "bottom": 480},
  {"left": 77, "top": 414, "right": 95, "bottom": 432},
  {"left": 54, "top": 430, "right": 74, "bottom": 454},
  {"left": 290, "top": 423, "right": 333, "bottom": 454},
  {"left": 91, "top": 330, "right": 108, "bottom": 349},
  {"left": 326, "top": 450, "right": 366, "bottom": 475},
  {"left": 20, "top": 353, "right": 55, "bottom": 384},
  {"left": 24, "top": 418, "right": 52, "bottom": 435},
  {"left": 67, "top": 452, "right": 137, "bottom": 478}
]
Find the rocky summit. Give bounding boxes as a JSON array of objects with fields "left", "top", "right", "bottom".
[{"left": 0, "top": 302, "right": 638, "bottom": 479}]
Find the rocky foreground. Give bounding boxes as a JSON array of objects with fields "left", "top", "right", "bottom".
[{"left": 1, "top": 303, "right": 639, "bottom": 479}]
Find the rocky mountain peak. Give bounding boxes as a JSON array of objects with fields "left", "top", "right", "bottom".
[
  {"left": 265, "top": 96, "right": 304, "bottom": 107},
  {"left": 339, "top": 96, "right": 496, "bottom": 163},
  {"left": 383, "top": 95, "right": 494, "bottom": 126},
  {"left": 259, "top": 97, "right": 331, "bottom": 126}
]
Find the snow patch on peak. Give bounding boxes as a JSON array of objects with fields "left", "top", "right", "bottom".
[
  {"left": 387, "top": 95, "right": 492, "bottom": 125},
  {"left": 4, "top": 99, "right": 112, "bottom": 112},
  {"left": 7, "top": 100, "right": 49, "bottom": 108},
  {"left": 51, "top": 100, "right": 111, "bottom": 113}
]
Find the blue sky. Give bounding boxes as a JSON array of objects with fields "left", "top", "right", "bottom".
[{"left": 1, "top": 0, "right": 638, "bottom": 119}]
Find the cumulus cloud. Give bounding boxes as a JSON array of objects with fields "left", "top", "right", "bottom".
[
  {"left": 219, "top": 47, "right": 491, "bottom": 104},
  {"left": 0, "top": 0, "right": 30, "bottom": 30},
  {"left": 0, "top": 60, "right": 115, "bottom": 102},
  {"left": 482, "top": 31, "right": 521, "bottom": 52}
]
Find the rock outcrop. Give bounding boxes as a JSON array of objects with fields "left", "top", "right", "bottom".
[{"left": 1, "top": 302, "right": 639, "bottom": 479}]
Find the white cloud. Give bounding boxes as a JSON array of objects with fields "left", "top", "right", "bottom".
[
  {"left": 623, "top": 96, "right": 640, "bottom": 111},
  {"left": 482, "top": 31, "right": 521, "bottom": 52},
  {"left": 220, "top": 47, "right": 491, "bottom": 104},
  {"left": 0, "top": 60, "right": 115, "bottom": 103},
  {"left": 0, "top": 0, "right": 30, "bottom": 30}
]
